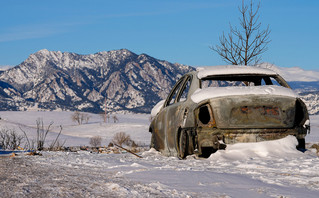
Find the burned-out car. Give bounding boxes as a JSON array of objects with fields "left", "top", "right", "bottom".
[{"left": 149, "top": 65, "right": 310, "bottom": 158}]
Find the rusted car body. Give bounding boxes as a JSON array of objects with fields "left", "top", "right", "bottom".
[{"left": 149, "top": 66, "right": 310, "bottom": 158}]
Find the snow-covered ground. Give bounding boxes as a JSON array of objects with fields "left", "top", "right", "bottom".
[
  {"left": 0, "top": 111, "right": 151, "bottom": 147},
  {"left": 1, "top": 111, "right": 319, "bottom": 197}
]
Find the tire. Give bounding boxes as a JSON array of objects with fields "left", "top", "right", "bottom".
[
  {"left": 296, "top": 138, "right": 306, "bottom": 151},
  {"left": 150, "top": 132, "right": 156, "bottom": 149},
  {"left": 178, "top": 130, "right": 188, "bottom": 159}
]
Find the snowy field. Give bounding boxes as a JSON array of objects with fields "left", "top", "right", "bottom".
[
  {"left": 0, "top": 111, "right": 152, "bottom": 147},
  {"left": 1, "top": 111, "right": 319, "bottom": 197}
]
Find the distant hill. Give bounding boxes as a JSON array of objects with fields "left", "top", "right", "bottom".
[{"left": 288, "top": 81, "right": 319, "bottom": 91}]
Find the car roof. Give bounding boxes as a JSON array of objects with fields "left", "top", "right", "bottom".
[{"left": 196, "top": 65, "right": 278, "bottom": 79}]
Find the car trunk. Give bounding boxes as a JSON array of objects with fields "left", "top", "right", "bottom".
[{"left": 210, "top": 95, "right": 296, "bottom": 129}]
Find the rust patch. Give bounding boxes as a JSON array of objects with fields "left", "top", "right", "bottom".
[{"left": 240, "top": 106, "right": 280, "bottom": 116}]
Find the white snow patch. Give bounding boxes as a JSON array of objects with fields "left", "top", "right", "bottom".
[
  {"left": 0, "top": 65, "right": 13, "bottom": 71},
  {"left": 197, "top": 65, "right": 277, "bottom": 79},
  {"left": 191, "top": 85, "right": 297, "bottom": 103},
  {"left": 150, "top": 100, "right": 165, "bottom": 117},
  {"left": 209, "top": 136, "right": 300, "bottom": 161}
]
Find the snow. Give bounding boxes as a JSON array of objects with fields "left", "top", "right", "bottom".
[
  {"left": 1, "top": 111, "right": 319, "bottom": 197},
  {"left": 0, "top": 65, "right": 12, "bottom": 71},
  {"left": 0, "top": 111, "right": 151, "bottom": 147},
  {"left": 197, "top": 65, "right": 277, "bottom": 79},
  {"left": 150, "top": 100, "right": 165, "bottom": 117},
  {"left": 191, "top": 85, "right": 297, "bottom": 103}
]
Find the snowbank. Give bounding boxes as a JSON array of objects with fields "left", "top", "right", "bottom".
[{"left": 209, "top": 135, "right": 301, "bottom": 161}]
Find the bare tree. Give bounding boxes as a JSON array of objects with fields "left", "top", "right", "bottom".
[
  {"left": 112, "top": 115, "right": 119, "bottom": 123},
  {"left": 211, "top": 0, "right": 271, "bottom": 66},
  {"left": 71, "top": 111, "right": 81, "bottom": 125},
  {"left": 100, "top": 112, "right": 109, "bottom": 123},
  {"left": 89, "top": 136, "right": 102, "bottom": 147},
  {"left": 71, "top": 111, "right": 91, "bottom": 125}
]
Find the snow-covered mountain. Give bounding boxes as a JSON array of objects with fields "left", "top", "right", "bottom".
[{"left": 0, "top": 49, "right": 193, "bottom": 113}]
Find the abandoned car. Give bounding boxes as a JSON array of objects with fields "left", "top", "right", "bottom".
[{"left": 149, "top": 65, "right": 310, "bottom": 158}]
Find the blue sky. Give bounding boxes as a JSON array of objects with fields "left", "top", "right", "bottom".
[{"left": 0, "top": 0, "right": 318, "bottom": 70}]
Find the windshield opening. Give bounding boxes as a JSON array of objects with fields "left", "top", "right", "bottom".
[{"left": 200, "top": 75, "right": 287, "bottom": 88}]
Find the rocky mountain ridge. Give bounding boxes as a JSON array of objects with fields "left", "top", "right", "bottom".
[
  {"left": 0, "top": 49, "right": 193, "bottom": 113},
  {"left": 298, "top": 91, "right": 319, "bottom": 115}
]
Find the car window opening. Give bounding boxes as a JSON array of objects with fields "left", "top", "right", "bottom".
[
  {"left": 179, "top": 77, "right": 192, "bottom": 101},
  {"left": 201, "top": 75, "right": 285, "bottom": 88}
]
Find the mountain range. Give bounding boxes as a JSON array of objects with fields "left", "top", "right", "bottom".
[
  {"left": 0, "top": 49, "right": 318, "bottom": 115},
  {"left": 0, "top": 49, "right": 192, "bottom": 113}
]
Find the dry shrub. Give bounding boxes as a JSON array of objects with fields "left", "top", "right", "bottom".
[
  {"left": 311, "top": 143, "right": 319, "bottom": 156},
  {"left": 49, "top": 139, "right": 66, "bottom": 151},
  {"left": 112, "top": 132, "right": 131, "bottom": 146},
  {"left": 20, "top": 119, "right": 63, "bottom": 151},
  {"left": 90, "top": 136, "right": 102, "bottom": 147},
  {"left": 0, "top": 128, "right": 24, "bottom": 150},
  {"left": 108, "top": 142, "right": 114, "bottom": 147}
]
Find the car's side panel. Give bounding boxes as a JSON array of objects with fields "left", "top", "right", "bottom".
[
  {"left": 151, "top": 77, "right": 186, "bottom": 156},
  {"left": 163, "top": 102, "right": 184, "bottom": 156},
  {"left": 152, "top": 107, "right": 170, "bottom": 155}
]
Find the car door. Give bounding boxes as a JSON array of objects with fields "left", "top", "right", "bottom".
[
  {"left": 163, "top": 76, "right": 192, "bottom": 155},
  {"left": 153, "top": 77, "right": 185, "bottom": 155}
]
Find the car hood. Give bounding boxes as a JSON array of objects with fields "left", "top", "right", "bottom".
[{"left": 191, "top": 85, "right": 297, "bottom": 104}]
